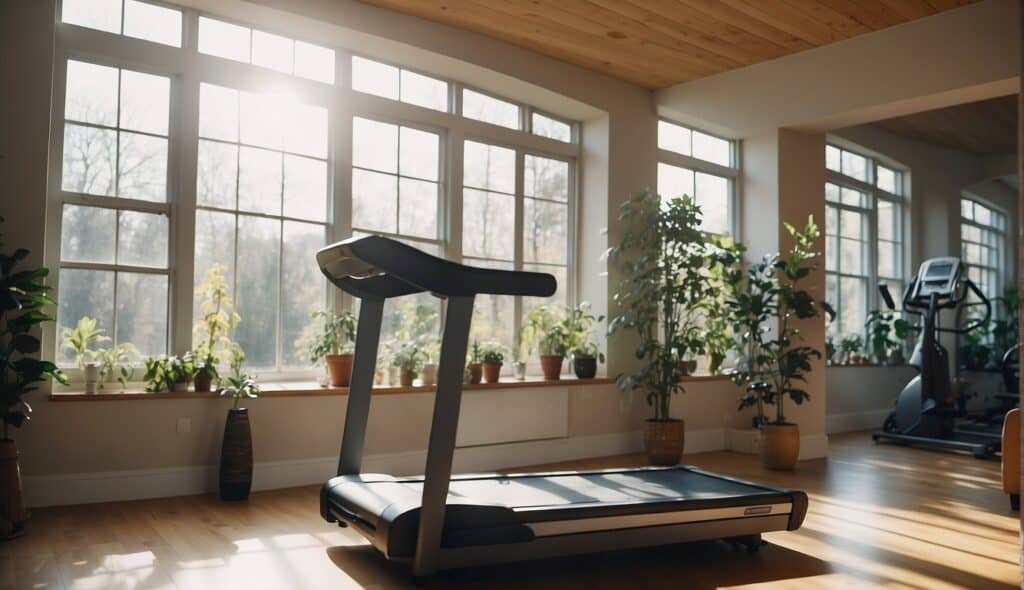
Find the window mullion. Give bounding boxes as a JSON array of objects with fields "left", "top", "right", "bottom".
[
  {"left": 514, "top": 149, "right": 525, "bottom": 339},
  {"left": 172, "top": 69, "right": 200, "bottom": 356}
]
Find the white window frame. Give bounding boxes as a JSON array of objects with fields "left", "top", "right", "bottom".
[
  {"left": 959, "top": 197, "right": 1008, "bottom": 321},
  {"left": 44, "top": 3, "right": 581, "bottom": 383}
]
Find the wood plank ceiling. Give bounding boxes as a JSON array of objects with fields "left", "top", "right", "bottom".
[
  {"left": 357, "top": 0, "right": 980, "bottom": 89},
  {"left": 872, "top": 95, "right": 1018, "bottom": 156}
]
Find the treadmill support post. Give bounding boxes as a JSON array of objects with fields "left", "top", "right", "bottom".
[
  {"left": 337, "top": 298, "right": 385, "bottom": 476},
  {"left": 412, "top": 295, "right": 475, "bottom": 577}
]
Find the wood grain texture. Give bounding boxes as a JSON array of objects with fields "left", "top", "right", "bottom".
[
  {"left": 356, "top": 0, "right": 980, "bottom": 88},
  {"left": 873, "top": 95, "right": 1017, "bottom": 155},
  {"left": 3, "top": 434, "right": 1018, "bottom": 589}
]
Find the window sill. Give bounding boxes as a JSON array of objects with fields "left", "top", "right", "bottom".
[{"left": 48, "top": 376, "right": 617, "bottom": 401}]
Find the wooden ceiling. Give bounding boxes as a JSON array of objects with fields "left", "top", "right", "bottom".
[
  {"left": 872, "top": 95, "right": 1018, "bottom": 156},
  {"left": 357, "top": 0, "right": 979, "bottom": 89}
]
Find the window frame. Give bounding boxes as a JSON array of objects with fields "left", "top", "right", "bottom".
[
  {"left": 959, "top": 197, "right": 1008, "bottom": 322},
  {"left": 45, "top": 4, "right": 582, "bottom": 383}
]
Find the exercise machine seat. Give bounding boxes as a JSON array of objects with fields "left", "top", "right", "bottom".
[{"left": 1002, "top": 409, "right": 1019, "bottom": 509}]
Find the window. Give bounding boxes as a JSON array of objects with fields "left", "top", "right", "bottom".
[
  {"left": 462, "top": 89, "right": 520, "bottom": 130},
  {"left": 56, "top": 60, "right": 173, "bottom": 365},
  {"left": 824, "top": 143, "right": 907, "bottom": 341},
  {"left": 62, "top": 0, "right": 183, "bottom": 47},
  {"left": 656, "top": 121, "right": 736, "bottom": 236},
  {"left": 194, "top": 83, "right": 330, "bottom": 370},
  {"left": 960, "top": 198, "right": 1007, "bottom": 309},
  {"left": 531, "top": 112, "right": 572, "bottom": 143},
  {"left": 197, "top": 17, "right": 335, "bottom": 84},
  {"left": 351, "top": 56, "right": 449, "bottom": 112}
]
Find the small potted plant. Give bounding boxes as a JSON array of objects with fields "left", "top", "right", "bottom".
[
  {"left": 61, "top": 315, "right": 109, "bottom": 391},
  {"left": 193, "top": 264, "right": 239, "bottom": 392},
  {"left": 420, "top": 341, "right": 439, "bottom": 387},
  {"left": 0, "top": 220, "right": 68, "bottom": 537},
  {"left": 172, "top": 353, "right": 196, "bottom": 392},
  {"left": 309, "top": 310, "right": 357, "bottom": 387},
  {"left": 523, "top": 305, "right": 573, "bottom": 380},
  {"left": 217, "top": 349, "right": 259, "bottom": 501},
  {"left": 480, "top": 343, "right": 504, "bottom": 383},
  {"left": 97, "top": 343, "right": 138, "bottom": 391},
  {"left": 565, "top": 302, "right": 605, "bottom": 380},
  {"left": 511, "top": 332, "right": 527, "bottom": 381},
  {"left": 839, "top": 335, "right": 863, "bottom": 365},
  {"left": 572, "top": 343, "right": 605, "bottom": 379},
  {"left": 825, "top": 336, "right": 837, "bottom": 366},
  {"left": 466, "top": 340, "right": 483, "bottom": 384},
  {"left": 143, "top": 355, "right": 172, "bottom": 392},
  {"left": 392, "top": 343, "right": 426, "bottom": 387}
]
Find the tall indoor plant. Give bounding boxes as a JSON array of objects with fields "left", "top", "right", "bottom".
[
  {"left": 0, "top": 219, "right": 67, "bottom": 536},
  {"left": 608, "top": 190, "right": 737, "bottom": 465},
  {"left": 309, "top": 310, "right": 357, "bottom": 387},
  {"left": 192, "top": 264, "right": 240, "bottom": 392},
  {"left": 729, "top": 217, "right": 832, "bottom": 470}
]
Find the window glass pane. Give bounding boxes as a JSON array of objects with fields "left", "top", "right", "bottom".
[
  {"left": 239, "top": 91, "right": 286, "bottom": 150},
  {"left": 825, "top": 205, "right": 838, "bottom": 236},
  {"left": 351, "top": 56, "right": 398, "bottom": 99},
  {"left": 878, "top": 241, "right": 897, "bottom": 278},
  {"left": 524, "top": 199, "right": 567, "bottom": 265},
  {"left": 839, "top": 210, "right": 863, "bottom": 239},
  {"left": 462, "top": 189, "right": 514, "bottom": 260},
  {"left": 199, "top": 83, "right": 239, "bottom": 142},
  {"left": 974, "top": 203, "right": 991, "bottom": 225},
  {"left": 825, "top": 235, "right": 837, "bottom": 271},
  {"left": 825, "top": 145, "right": 841, "bottom": 172},
  {"left": 61, "top": 205, "right": 116, "bottom": 264},
  {"left": 283, "top": 155, "right": 328, "bottom": 222},
  {"left": 695, "top": 172, "right": 729, "bottom": 235},
  {"left": 65, "top": 61, "right": 118, "bottom": 126},
  {"left": 117, "top": 132, "right": 167, "bottom": 202},
  {"left": 193, "top": 210, "right": 237, "bottom": 323},
  {"left": 116, "top": 272, "right": 168, "bottom": 357},
  {"left": 876, "top": 165, "right": 897, "bottom": 193},
  {"left": 252, "top": 30, "right": 294, "bottom": 74},
  {"left": 234, "top": 216, "right": 280, "bottom": 369},
  {"left": 467, "top": 258, "right": 515, "bottom": 350},
  {"left": 197, "top": 140, "right": 238, "bottom": 209},
  {"left": 353, "top": 117, "right": 397, "bottom": 173},
  {"left": 532, "top": 113, "right": 571, "bottom": 142},
  {"left": 286, "top": 102, "right": 328, "bottom": 159},
  {"left": 119, "top": 69, "right": 170, "bottom": 135},
  {"left": 877, "top": 200, "right": 897, "bottom": 241},
  {"left": 399, "top": 127, "right": 440, "bottom": 181},
  {"left": 839, "top": 276, "right": 866, "bottom": 336},
  {"left": 124, "top": 1, "right": 182, "bottom": 47},
  {"left": 398, "top": 178, "right": 438, "bottom": 239},
  {"left": 524, "top": 156, "right": 569, "bottom": 202},
  {"left": 462, "top": 89, "right": 519, "bottom": 130},
  {"left": 198, "top": 17, "right": 251, "bottom": 63},
  {"left": 692, "top": 131, "right": 731, "bottom": 167},
  {"left": 400, "top": 70, "right": 448, "bottom": 112},
  {"left": 62, "top": 0, "right": 121, "bottom": 33},
  {"left": 825, "top": 275, "right": 839, "bottom": 337},
  {"left": 657, "top": 121, "right": 690, "bottom": 156},
  {"left": 352, "top": 169, "right": 397, "bottom": 233},
  {"left": 238, "top": 146, "right": 282, "bottom": 215},
  {"left": 463, "top": 141, "right": 514, "bottom": 193},
  {"left": 117, "top": 210, "right": 168, "bottom": 268},
  {"left": 62, "top": 124, "right": 116, "bottom": 196},
  {"left": 841, "top": 150, "right": 868, "bottom": 181},
  {"left": 825, "top": 183, "right": 840, "bottom": 203},
  {"left": 281, "top": 221, "right": 325, "bottom": 367},
  {"left": 524, "top": 263, "right": 567, "bottom": 310},
  {"left": 57, "top": 269, "right": 115, "bottom": 366},
  {"left": 657, "top": 162, "right": 694, "bottom": 201},
  {"left": 840, "top": 187, "right": 865, "bottom": 208},
  {"left": 294, "top": 42, "right": 335, "bottom": 84},
  {"left": 840, "top": 238, "right": 863, "bottom": 274}
]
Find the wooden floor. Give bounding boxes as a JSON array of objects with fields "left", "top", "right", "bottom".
[{"left": 2, "top": 433, "right": 1020, "bottom": 589}]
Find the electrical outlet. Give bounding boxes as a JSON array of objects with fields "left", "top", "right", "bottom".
[{"left": 176, "top": 417, "right": 191, "bottom": 434}]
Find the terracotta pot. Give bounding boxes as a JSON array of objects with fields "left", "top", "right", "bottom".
[
  {"left": 761, "top": 423, "right": 800, "bottom": 470},
  {"left": 467, "top": 363, "right": 483, "bottom": 384},
  {"left": 399, "top": 368, "right": 416, "bottom": 387},
  {"left": 540, "top": 355, "right": 563, "bottom": 380},
  {"left": 374, "top": 370, "right": 384, "bottom": 385},
  {"left": 482, "top": 362, "right": 502, "bottom": 383},
  {"left": 194, "top": 368, "right": 214, "bottom": 393},
  {"left": 171, "top": 381, "right": 189, "bottom": 392},
  {"left": 573, "top": 356, "right": 597, "bottom": 379},
  {"left": 644, "top": 419, "right": 685, "bottom": 466},
  {"left": 0, "top": 440, "right": 27, "bottom": 539},
  {"left": 325, "top": 354, "right": 354, "bottom": 387},
  {"left": 219, "top": 408, "right": 253, "bottom": 501}
]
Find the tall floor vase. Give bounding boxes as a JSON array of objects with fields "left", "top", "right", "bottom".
[
  {"left": 219, "top": 408, "right": 253, "bottom": 501},
  {"left": 0, "top": 441, "right": 26, "bottom": 539}
]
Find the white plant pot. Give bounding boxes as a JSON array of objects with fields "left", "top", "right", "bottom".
[
  {"left": 83, "top": 363, "right": 101, "bottom": 385},
  {"left": 513, "top": 361, "right": 527, "bottom": 381},
  {"left": 420, "top": 364, "right": 437, "bottom": 387}
]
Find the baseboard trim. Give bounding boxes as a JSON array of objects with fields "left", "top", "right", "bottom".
[{"left": 826, "top": 409, "right": 890, "bottom": 434}]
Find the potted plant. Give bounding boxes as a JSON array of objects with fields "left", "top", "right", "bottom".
[
  {"left": 392, "top": 343, "right": 426, "bottom": 387},
  {"left": 566, "top": 302, "right": 605, "bottom": 379},
  {"left": 61, "top": 315, "right": 109, "bottom": 391},
  {"left": 480, "top": 343, "right": 504, "bottom": 383},
  {"left": 838, "top": 335, "right": 863, "bottom": 366},
  {"left": 523, "top": 305, "right": 573, "bottom": 380},
  {"left": 0, "top": 221, "right": 67, "bottom": 537},
  {"left": 192, "top": 264, "right": 239, "bottom": 392},
  {"left": 97, "top": 343, "right": 138, "bottom": 390},
  {"left": 511, "top": 331, "right": 527, "bottom": 381},
  {"left": 865, "top": 309, "right": 910, "bottom": 365},
  {"left": 728, "top": 217, "right": 832, "bottom": 470},
  {"left": 465, "top": 340, "right": 483, "bottom": 384},
  {"left": 309, "top": 310, "right": 357, "bottom": 387},
  {"left": 217, "top": 358, "right": 259, "bottom": 501},
  {"left": 420, "top": 340, "right": 439, "bottom": 387},
  {"left": 608, "top": 190, "right": 738, "bottom": 465}
]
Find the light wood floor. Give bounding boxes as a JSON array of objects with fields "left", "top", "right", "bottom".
[{"left": 2, "top": 433, "right": 1020, "bottom": 590}]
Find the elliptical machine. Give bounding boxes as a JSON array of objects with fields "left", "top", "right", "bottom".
[{"left": 873, "top": 257, "right": 995, "bottom": 458}]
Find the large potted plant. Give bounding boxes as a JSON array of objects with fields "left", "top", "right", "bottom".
[
  {"left": 523, "top": 305, "right": 573, "bottom": 380},
  {"left": 217, "top": 346, "right": 259, "bottom": 501},
  {"left": 0, "top": 220, "right": 67, "bottom": 537},
  {"left": 309, "top": 310, "right": 357, "bottom": 387},
  {"left": 61, "top": 316, "right": 109, "bottom": 391},
  {"left": 729, "top": 217, "right": 831, "bottom": 470},
  {"left": 608, "top": 190, "right": 736, "bottom": 465},
  {"left": 192, "top": 264, "right": 239, "bottom": 392}
]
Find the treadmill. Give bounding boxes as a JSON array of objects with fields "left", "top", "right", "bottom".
[{"left": 316, "top": 235, "right": 808, "bottom": 576}]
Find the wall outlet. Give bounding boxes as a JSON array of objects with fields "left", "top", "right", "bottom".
[{"left": 176, "top": 417, "right": 191, "bottom": 434}]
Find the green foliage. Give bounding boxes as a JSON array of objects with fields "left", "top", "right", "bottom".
[
  {"left": 566, "top": 302, "right": 606, "bottom": 363},
  {"left": 142, "top": 354, "right": 195, "bottom": 392},
  {"left": 523, "top": 305, "right": 571, "bottom": 357},
  {"left": 192, "top": 264, "right": 239, "bottom": 383},
  {"left": 217, "top": 368, "right": 259, "bottom": 410},
  {"left": 61, "top": 316, "right": 110, "bottom": 369},
  {"left": 728, "top": 216, "right": 832, "bottom": 426},
  {"left": 608, "top": 190, "right": 738, "bottom": 421},
  {"left": 468, "top": 339, "right": 482, "bottom": 364},
  {"left": 839, "top": 335, "right": 863, "bottom": 355},
  {"left": 480, "top": 342, "right": 505, "bottom": 364},
  {"left": 865, "top": 310, "right": 909, "bottom": 362},
  {"left": 0, "top": 218, "right": 67, "bottom": 439},
  {"left": 990, "top": 286, "right": 1020, "bottom": 366},
  {"left": 391, "top": 342, "right": 427, "bottom": 373},
  {"left": 97, "top": 343, "right": 138, "bottom": 390},
  {"left": 308, "top": 310, "right": 357, "bottom": 365}
]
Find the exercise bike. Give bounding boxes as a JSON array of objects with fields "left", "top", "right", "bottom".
[{"left": 873, "top": 257, "right": 996, "bottom": 458}]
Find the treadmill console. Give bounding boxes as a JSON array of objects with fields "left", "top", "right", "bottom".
[{"left": 911, "top": 257, "right": 962, "bottom": 301}]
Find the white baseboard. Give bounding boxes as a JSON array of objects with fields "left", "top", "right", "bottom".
[{"left": 826, "top": 409, "right": 891, "bottom": 434}]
